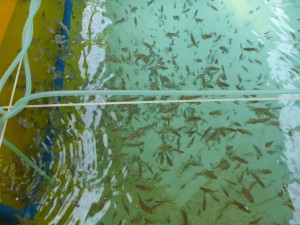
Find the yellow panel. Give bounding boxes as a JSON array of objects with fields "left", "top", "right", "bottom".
[{"left": 0, "top": 0, "right": 18, "bottom": 45}]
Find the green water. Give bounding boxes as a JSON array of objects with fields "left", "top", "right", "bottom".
[{"left": 2, "top": 0, "right": 300, "bottom": 224}]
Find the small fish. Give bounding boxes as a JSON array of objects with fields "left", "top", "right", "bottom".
[
  {"left": 200, "top": 187, "right": 217, "bottom": 193},
  {"left": 166, "top": 154, "right": 173, "bottom": 167},
  {"left": 202, "top": 194, "right": 206, "bottom": 211},
  {"left": 225, "top": 179, "right": 238, "bottom": 186},
  {"left": 237, "top": 128, "right": 253, "bottom": 136},
  {"left": 250, "top": 172, "right": 265, "bottom": 187},
  {"left": 220, "top": 184, "right": 229, "bottom": 197},
  {"left": 216, "top": 158, "right": 230, "bottom": 170},
  {"left": 193, "top": 10, "right": 198, "bottom": 18},
  {"left": 230, "top": 200, "right": 251, "bottom": 213},
  {"left": 195, "top": 18, "right": 204, "bottom": 23},
  {"left": 126, "top": 142, "right": 144, "bottom": 147},
  {"left": 206, "top": 66, "right": 220, "bottom": 71},
  {"left": 164, "top": 126, "right": 181, "bottom": 137},
  {"left": 182, "top": 8, "right": 190, "bottom": 13},
  {"left": 134, "top": 17, "right": 137, "bottom": 27},
  {"left": 249, "top": 217, "right": 263, "bottom": 225},
  {"left": 121, "top": 199, "right": 130, "bottom": 214},
  {"left": 191, "top": 33, "right": 198, "bottom": 47},
  {"left": 202, "top": 34, "right": 212, "bottom": 40},
  {"left": 246, "top": 118, "right": 270, "bottom": 124},
  {"left": 256, "top": 169, "right": 272, "bottom": 174},
  {"left": 216, "top": 80, "right": 230, "bottom": 88},
  {"left": 180, "top": 209, "right": 189, "bottom": 225},
  {"left": 219, "top": 46, "right": 229, "bottom": 53},
  {"left": 265, "top": 141, "right": 273, "bottom": 147},
  {"left": 209, "top": 110, "right": 222, "bottom": 116},
  {"left": 147, "top": 0, "right": 154, "bottom": 7},
  {"left": 130, "top": 6, "right": 138, "bottom": 13},
  {"left": 207, "top": 3, "right": 218, "bottom": 11},
  {"left": 194, "top": 58, "right": 203, "bottom": 63},
  {"left": 99, "top": 193, "right": 111, "bottom": 211},
  {"left": 114, "top": 17, "right": 126, "bottom": 26},
  {"left": 242, "top": 187, "right": 254, "bottom": 203},
  {"left": 243, "top": 47, "right": 259, "bottom": 52},
  {"left": 196, "top": 170, "right": 218, "bottom": 179},
  {"left": 201, "top": 126, "right": 212, "bottom": 140},
  {"left": 173, "top": 15, "right": 180, "bottom": 20},
  {"left": 130, "top": 213, "right": 143, "bottom": 224},
  {"left": 138, "top": 195, "right": 153, "bottom": 214},
  {"left": 231, "top": 155, "right": 248, "bottom": 164},
  {"left": 253, "top": 145, "right": 263, "bottom": 158},
  {"left": 165, "top": 31, "right": 179, "bottom": 38},
  {"left": 135, "top": 184, "right": 154, "bottom": 191}
]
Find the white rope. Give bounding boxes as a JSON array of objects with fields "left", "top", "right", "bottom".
[
  {"left": 0, "top": 61, "right": 22, "bottom": 149},
  {"left": 1, "top": 96, "right": 300, "bottom": 109}
]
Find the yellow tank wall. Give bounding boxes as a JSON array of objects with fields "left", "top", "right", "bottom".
[{"left": 0, "top": 0, "right": 18, "bottom": 45}]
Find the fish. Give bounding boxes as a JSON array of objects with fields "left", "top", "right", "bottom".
[
  {"left": 125, "top": 142, "right": 144, "bottom": 147},
  {"left": 237, "top": 171, "right": 245, "bottom": 183},
  {"left": 256, "top": 169, "right": 272, "bottom": 174},
  {"left": 182, "top": 8, "right": 190, "bottom": 13},
  {"left": 113, "top": 17, "right": 126, "bottom": 26},
  {"left": 130, "top": 213, "right": 143, "bottom": 224},
  {"left": 196, "top": 170, "right": 218, "bottom": 179},
  {"left": 237, "top": 128, "right": 253, "bottom": 136},
  {"left": 195, "top": 18, "right": 204, "bottom": 23},
  {"left": 135, "top": 184, "right": 154, "bottom": 191},
  {"left": 216, "top": 158, "right": 230, "bottom": 170},
  {"left": 220, "top": 184, "right": 229, "bottom": 197},
  {"left": 253, "top": 145, "right": 263, "bottom": 158},
  {"left": 165, "top": 31, "right": 179, "bottom": 38},
  {"left": 121, "top": 199, "right": 130, "bottom": 214},
  {"left": 202, "top": 194, "right": 206, "bottom": 211},
  {"left": 246, "top": 118, "right": 270, "bottom": 124},
  {"left": 173, "top": 15, "right": 180, "bottom": 20},
  {"left": 207, "top": 3, "right": 218, "bottom": 11},
  {"left": 193, "top": 10, "right": 198, "bottom": 18},
  {"left": 166, "top": 154, "right": 173, "bottom": 167},
  {"left": 134, "top": 17, "right": 137, "bottom": 27},
  {"left": 242, "top": 187, "right": 254, "bottom": 203},
  {"left": 243, "top": 47, "right": 259, "bottom": 52},
  {"left": 209, "top": 110, "right": 222, "bottom": 116},
  {"left": 147, "top": 0, "right": 154, "bottom": 6},
  {"left": 164, "top": 126, "right": 181, "bottom": 137},
  {"left": 249, "top": 217, "right": 263, "bottom": 225},
  {"left": 265, "top": 141, "right": 273, "bottom": 147},
  {"left": 230, "top": 200, "right": 251, "bottom": 213},
  {"left": 201, "top": 126, "right": 212, "bottom": 140},
  {"left": 180, "top": 209, "right": 189, "bottom": 225},
  {"left": 194, "top": 58, "right": 203, "bottom": 63},
  {"left": 231, "top": 155, "right": 248, "bottom": 164},
  {"left": 202, "top": 34, "right": 212, "bottom": 39},
  {"left": 250, "top": 172, "right": 265, "bottom": 187},
  {"left": 219, "top": 46, "right": 229, "bottom": 53},
  {"left": 216, "top": 80, "right": 230, "bottom": 88},
  {"left": 138, "top": 195, "right": 153, "bottom": 214},
  {"left": 99, "top": 193, "right": 111, "bottom": 211},
  {"left": 191, "top": 33, "right": 198, "bottom": 47},
  {"left": 200, "top": 187, "right": 217, "bottom": 193}
]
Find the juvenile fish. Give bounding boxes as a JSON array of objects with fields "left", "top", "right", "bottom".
[
  {"left": 138, "top": 195, "right": 153, "bottom": 214},
  {"left": 202, "top": 34, "right": 212, "bottom": 39},
  {"left": 243, "top": 47, "right": 259, "bottom": 52},
  {"left": 242, "top": 186, "right": 254, "bottom": 203},
  {"left": 231, "top": 200, "right": 251, "bottom": 213}
]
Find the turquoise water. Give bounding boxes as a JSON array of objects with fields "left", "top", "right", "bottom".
[{"left": 3, "top": 0, "right": 300, "bottom": 224}]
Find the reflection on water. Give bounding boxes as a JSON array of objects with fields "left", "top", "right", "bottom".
[{"left": 5, "top": 0, "right": 300, "bottom": 224}]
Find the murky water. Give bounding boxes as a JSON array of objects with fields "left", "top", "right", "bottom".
[{"left": 1, "top": 0, "right": 300, "bottom": 224}]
